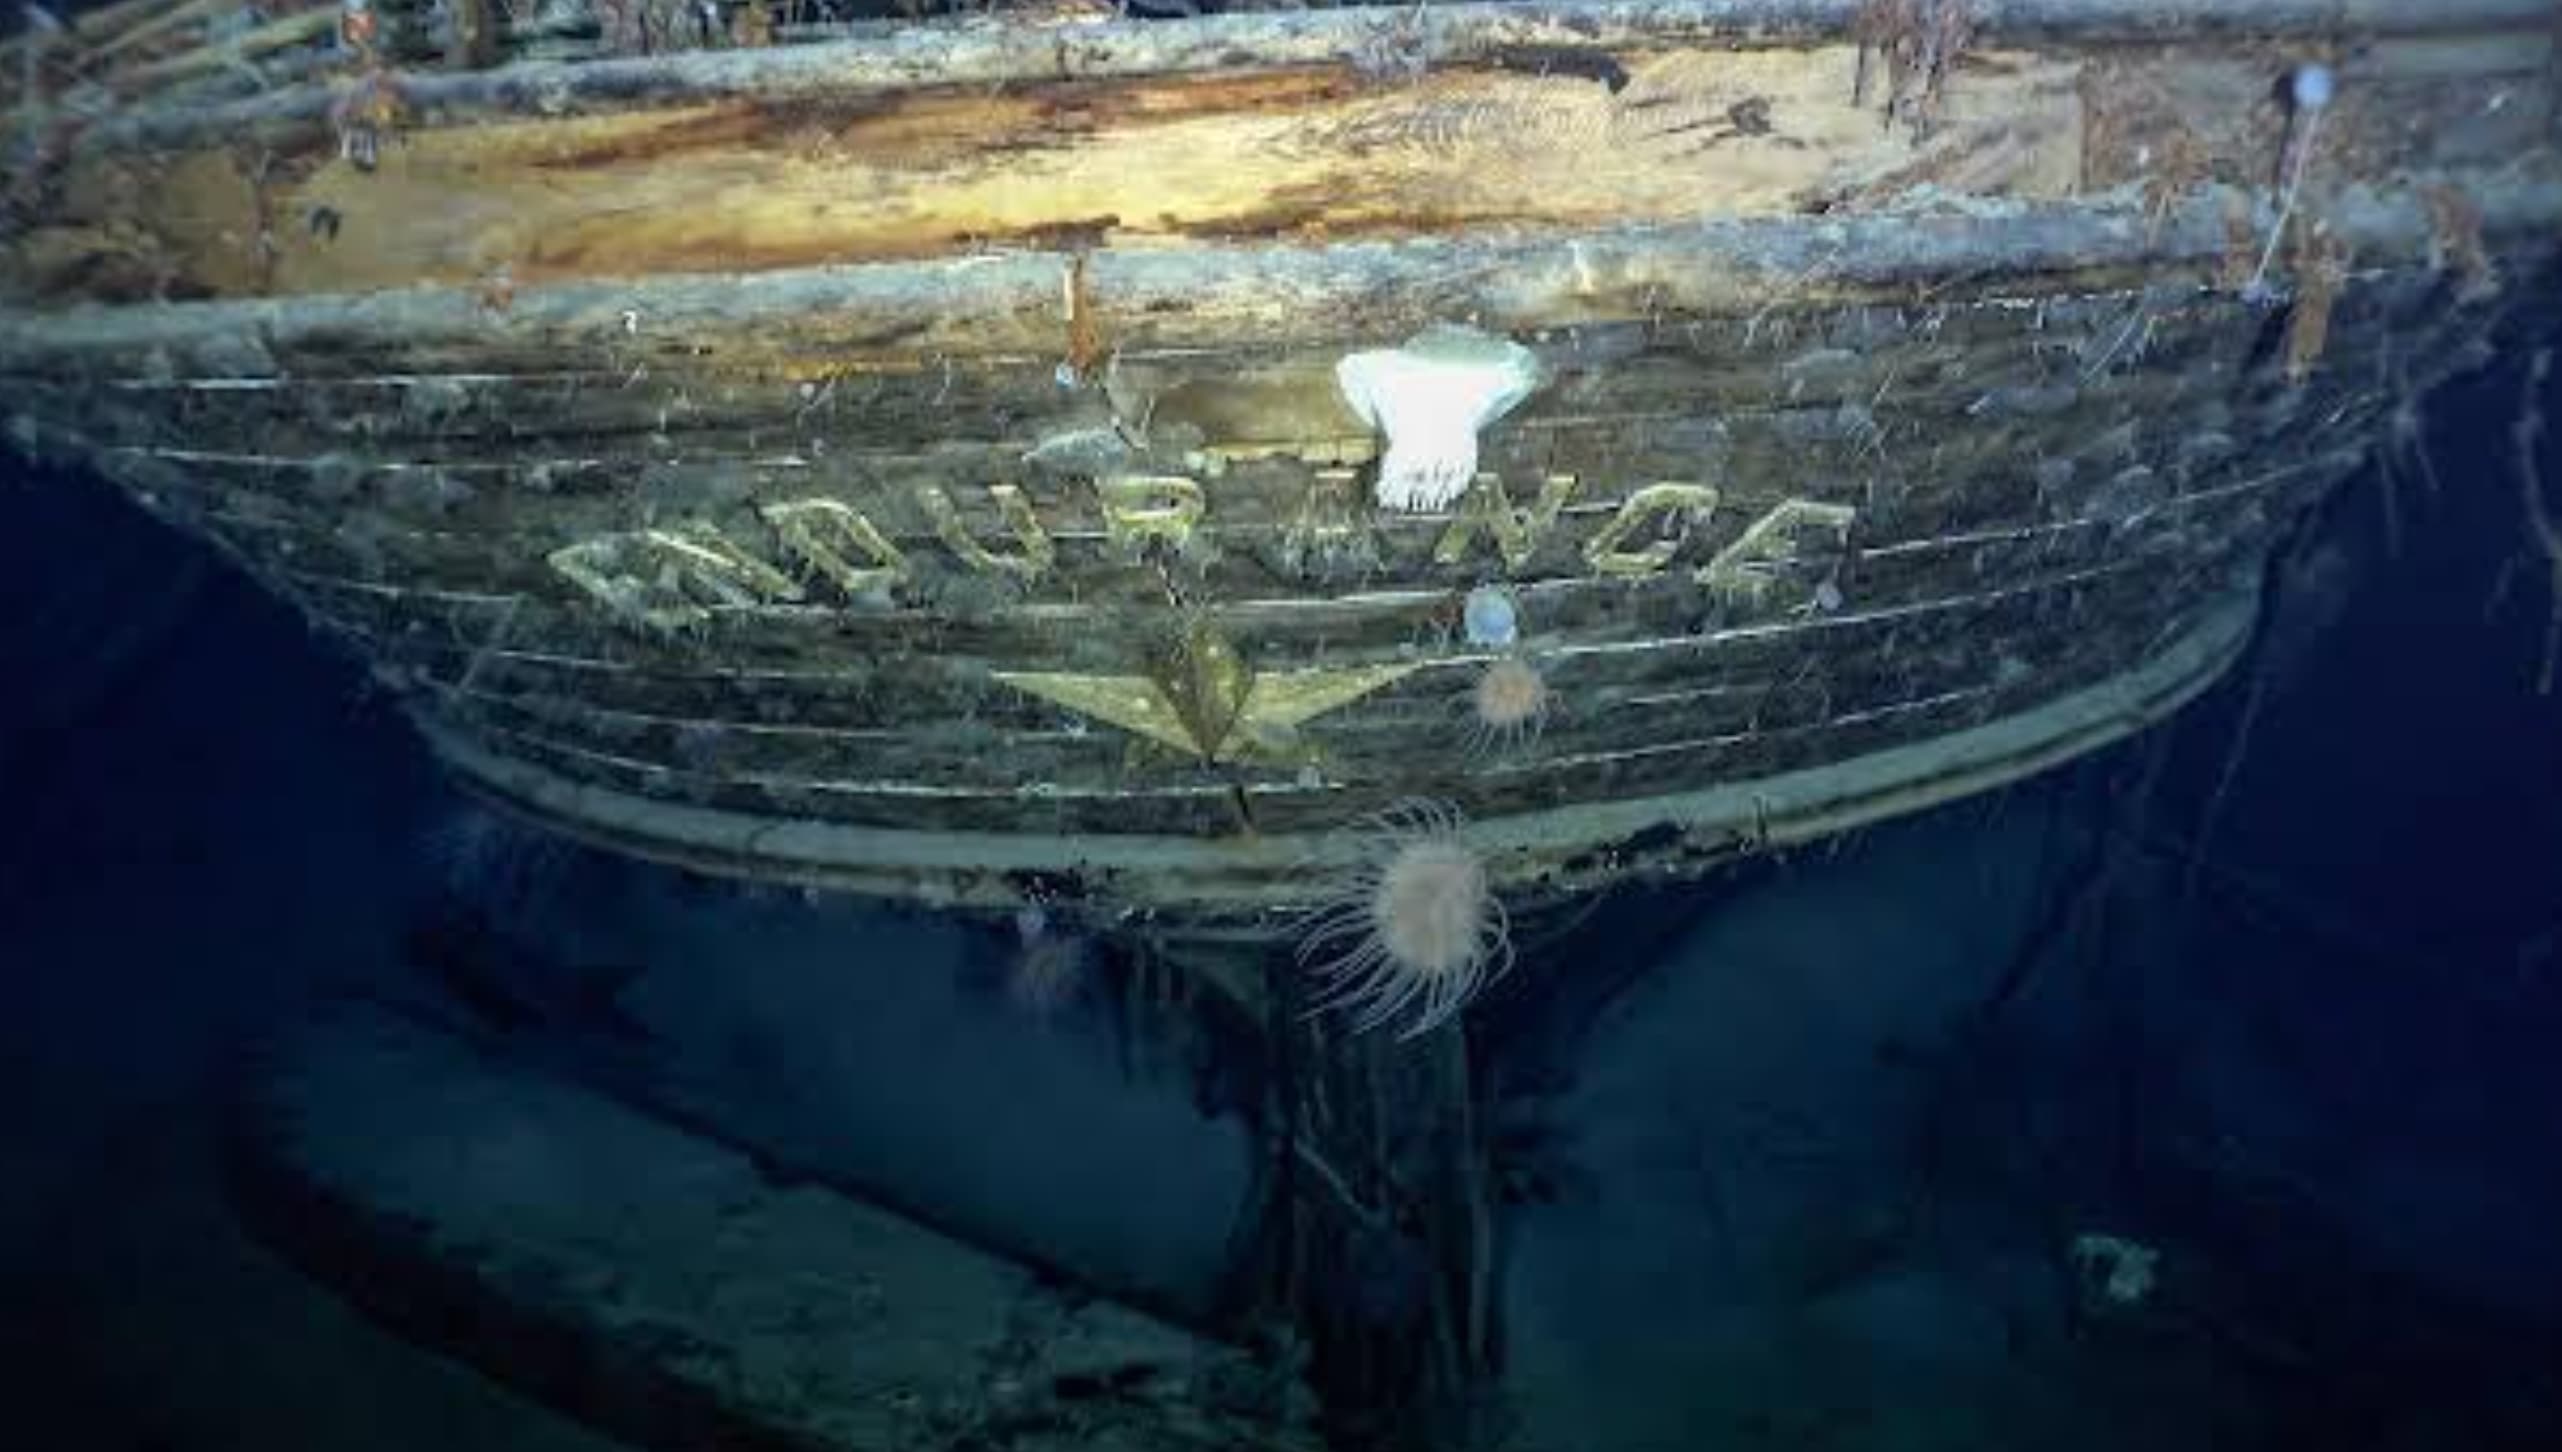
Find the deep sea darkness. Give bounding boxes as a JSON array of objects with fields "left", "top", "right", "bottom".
[{"left": 3, "top": 328, "right": 2561, "bottom": 1451}]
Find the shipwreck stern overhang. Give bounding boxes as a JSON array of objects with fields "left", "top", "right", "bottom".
[{"left": 3, "top": 0, "right": 2559, "bottom": 928}]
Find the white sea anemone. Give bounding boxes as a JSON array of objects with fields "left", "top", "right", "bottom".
[
  {"left": 1296, "top": 801, "right": 1512, "bottom": 1038},
  {"left": 1336, "top": 326, "right": 1545, "bottom": 512},
  {"left": 1466, "top": 656, "right": 1551, "bottom": 756}
]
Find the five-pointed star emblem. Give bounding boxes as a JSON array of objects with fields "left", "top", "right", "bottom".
[{"left": 992, "top": 618, "right": 1415, "bottom": 766}]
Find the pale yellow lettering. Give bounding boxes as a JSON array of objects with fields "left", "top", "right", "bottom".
[
  {"left": 1582, "top": 483, "right": 1721, "bottom": 578},
  {"left": 916, "top": 483, "right": 1055, "bottom": 583},
  {"left": 760, "top": 497, "right": 909, "bottom": 601},
  {"left": 1434, "top": 473, "right": 1580, "bottom": 571},
  {"left": 547, "top": 521, "right": 802, "bottom": 632},
  {"left": 1094, "top": 475, "right": 1206, "bottom": 557},
  {"left": 1700, "top": 499, "right": 1857, "bottom": 605}
]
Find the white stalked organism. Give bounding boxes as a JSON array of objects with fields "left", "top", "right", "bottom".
[
  {"left": 1336, "top": 326, "right": 1546, "bottom": 512},
  {"left": 1297, "top": 801, "right": 1513, "bottom": 1038},
  {"left": 2242, "top": 62, "right": 2337, "bottom": 304}
]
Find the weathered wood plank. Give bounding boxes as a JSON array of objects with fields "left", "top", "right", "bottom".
[
  {"left": 9, "top": 168, "right": 2553, "bottom": 376},
  {"left": 430, "top": 585, "right": 2194, "bottom": 839},
  {"left": 403, "top": 589, "right": 2249, "bottom": 912},
  {"left": 71, "top": 0, "right": 2562, "bottom": 150},
  {"left": 263, "top": 525, "right": 2233, "bottom": 841},
  {"left": 16, "top": 44, "right": 2086, "bottom": 303},
  {"left": 60, "top": 258, "right": 2437, "bottom": 513}
]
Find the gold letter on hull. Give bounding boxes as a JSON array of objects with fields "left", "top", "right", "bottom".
[
  {"left": 759, "top": 498, "right": 911, "bottom": 601},
  {"left": 546, "top": 522, "right": 804, "bottom": 632}
]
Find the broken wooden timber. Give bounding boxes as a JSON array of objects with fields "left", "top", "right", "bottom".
[{"left": 59, "top": 0, "right": 2562, "bottom": 150}]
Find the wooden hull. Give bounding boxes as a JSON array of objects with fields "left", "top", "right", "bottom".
[{"left": 7, "top": 0, "right": 2558, "bottom": 928}]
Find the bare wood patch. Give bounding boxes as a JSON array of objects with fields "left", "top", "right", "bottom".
[{"left": 13, "top": 44, "right": 2087, "bottom": 304}]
